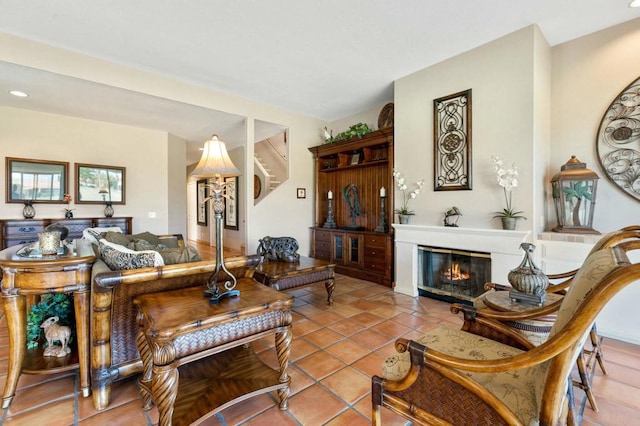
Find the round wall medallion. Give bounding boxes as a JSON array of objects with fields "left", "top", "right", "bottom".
[
  {"left": 596, "top": 75, "right": 640, "bottom": 202},
  {"left": 254, "top": 175, "right": 262, "bottom": 199},
  {"left": 378, "top": 103, "right": 394, "bottom": 129}
]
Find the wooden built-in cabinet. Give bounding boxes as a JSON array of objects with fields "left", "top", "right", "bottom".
[
  {"left": 0, "top": 217, "right": 132, "bottom": 249},
  {"left": 308, "top": 128, "right": 394, "bottom": 286}
]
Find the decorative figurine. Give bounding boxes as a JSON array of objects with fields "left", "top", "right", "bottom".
[
  {"left": 443, "top": 206, "right": 462, "bottom": 227},
  {"left": 40, "top": 316, "right": 71, "bottom": 357},
  {"left": 342, "top": 183, "right": 364, "bottom": 230}
]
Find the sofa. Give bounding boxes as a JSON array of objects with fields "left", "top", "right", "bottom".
[{"left": 91, "top": 252, "right": 261, "bottom": 410}]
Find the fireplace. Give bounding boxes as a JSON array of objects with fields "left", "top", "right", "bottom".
[{"left": 418, "top": 246, "right": 491, "bottom": 304}]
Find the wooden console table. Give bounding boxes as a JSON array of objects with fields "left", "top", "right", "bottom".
[
  {"left": 253, "top": 256, "right": 336, "bottom": 304},
  {"left": 134, "top": 279, "right": 293, "bottom": 426},
  {"left": 0, "top": 241, "right": 96, "bottom": 408}
]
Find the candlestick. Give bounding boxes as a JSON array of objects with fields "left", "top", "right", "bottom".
[
  {"left": 375, "top": 193, "right": 389, "bottom": 233},
  {"left": 328, "top": 190, "right": 333, "bottom": 200},
  {"left": 323, "top": 197, "right": 337, "bottom": 228}
]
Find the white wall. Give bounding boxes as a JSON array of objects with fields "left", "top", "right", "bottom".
[
  {"left": 550, "top": 17, "right": 640, "bottom": 233},
  {"left": 167, "top": 133, "right": 188, "bottom": 236},
  {"left": 392, "top": 26, "right": 545, "bottom": 232},
  {"left": 0, "top": 106, "right": 170, "bottom": 234}
]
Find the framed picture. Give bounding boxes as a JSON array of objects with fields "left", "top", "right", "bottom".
[
  {"left": 433, "top": 89, "right": 472, "bottom": 191},
  {"left": 6, "top": 157, "right": 69, "bottom": 203},
  {"left": 197, "top": 179, "right": 208, "bottom": 226},
  {"left": 75, "top": 163, "right": 126, "bottom": 204},
  {"left": 350, "top": 153, "right": 361, "bottom": 165},
  {"left": 224, "top": 176, "right": 239, "bottom": 230},
  {"left": 297, "top": 188, "right": 306, "bottom": 199}
]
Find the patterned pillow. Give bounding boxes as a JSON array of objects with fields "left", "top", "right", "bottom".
[{"left": 98, "top": 239, "right": 164, "bottom": 270}]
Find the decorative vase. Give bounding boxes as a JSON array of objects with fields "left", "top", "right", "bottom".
[
  {"left": 507, "top": 243, "right": 549, "bottom": 305},
  {"left": 501, "top": 217, "right": 518, "bottom": 230},
  {"left": 65, "top": 210, "right": 73, "bottom": 219},
  {"left": 22, "top": 201, "right": 36, "bottom": 219},
  {"left": 39, "top": 232, "right": 61, "bottom": 255},
  {"left": 104, "top": 202, "right": 114, "bottom": 218},
  {"left": 399, "top": 214, "right": 411, "bottom": 224}
]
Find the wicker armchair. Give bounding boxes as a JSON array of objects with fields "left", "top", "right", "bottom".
[
  {"left": 373, "top": 243, "right": 640, "bottom": 425},
  {"left": 457, "top": 227, "right": 640, "bottom": 411},
  {"left": 91, "top": 254, "right": 261, "bottom": 410}
]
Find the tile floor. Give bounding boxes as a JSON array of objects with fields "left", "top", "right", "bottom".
[{"left": 1, "top": 271, "right": 639, "bottom": 425}]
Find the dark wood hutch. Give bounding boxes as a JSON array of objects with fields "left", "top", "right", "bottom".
[{"left": 308, "top": 127, "right": 394, "bottom": 286}]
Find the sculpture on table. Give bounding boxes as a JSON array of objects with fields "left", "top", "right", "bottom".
[
  {"left": 443, "top": 206, "right": 462, "bottom": 227},
  {"left": 342, "top": 183, "right": 364, "bottom": 230},
  {"left": 257, "top": 236, "right": 300, "bottom": 263},
  {"left": 40, "top": 316, "right": 71, "bottom": 357}
]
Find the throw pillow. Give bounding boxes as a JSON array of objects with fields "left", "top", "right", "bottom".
[
  {"left": 128, "top": 231, "right": 163, "bottom": 246},
  {"left": 98, "top": 239, "right": 164, "bottom": 270},
  {"left": 157, "top": 246, "right": 202, "bottom": 265},
  {"left": 83, "top": 227, "right": 123, "bottom": 245},
  {"left": 104, "top": 231, "right": 132, "bottom": 247}
]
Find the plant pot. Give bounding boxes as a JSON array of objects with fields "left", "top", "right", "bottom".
[
  {"left": 399, "top": 214, "right": 411, "bottom": 224},
  {"left": 501, "top": 217, "right": 518, "bottom": 230}
]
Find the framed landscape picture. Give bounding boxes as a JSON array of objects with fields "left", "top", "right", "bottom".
[{"left": 224, "top": 176, "right": 239, "bottom": 230}]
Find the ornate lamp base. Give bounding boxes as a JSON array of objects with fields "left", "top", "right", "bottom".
[{"left": 204, "top": 287, "right": 240, "bottom": 304}]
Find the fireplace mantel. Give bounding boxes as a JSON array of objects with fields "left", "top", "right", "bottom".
[{"left": 393, "top": 224, "right": 531, "bottom": 297}]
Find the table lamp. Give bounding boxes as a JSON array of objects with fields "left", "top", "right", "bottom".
[{"left": 191, "top": 134, "right": 241, "bottom": 304}]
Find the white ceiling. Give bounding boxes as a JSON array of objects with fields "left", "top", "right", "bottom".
[{"left": 1, "top": 0, "right": 639, "bottom": 162}]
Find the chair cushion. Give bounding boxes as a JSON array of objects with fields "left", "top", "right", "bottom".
[
  {"left": 98, "top": 239, "right": 164, "bottom": 270},
  {"left": 550, "top": 248, "right": 622, "bottom": 338},
  {"left": 383, "top": 326, "right": 548, "bottom": 425}
]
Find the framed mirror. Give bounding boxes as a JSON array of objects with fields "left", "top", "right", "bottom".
[
  {"left": 6, "top": 157, "right": 69, "bottom": 203},
  {"left": 75, "top": 163, "right": 126, "bottom": 204}
]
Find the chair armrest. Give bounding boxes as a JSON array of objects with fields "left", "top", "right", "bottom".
[{"left": 484, "top": 282, "right": 511, "bottom": 291}]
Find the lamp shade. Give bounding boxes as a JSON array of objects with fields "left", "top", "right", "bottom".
[{"left": 191, "top": 134, "right": 240, "bottom": 178}]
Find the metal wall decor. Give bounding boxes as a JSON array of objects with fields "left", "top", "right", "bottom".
[
  {"left": 596, "top": 75, "right": 640, "bottom": 202},
  {"left": 433, "top": 89, "right": 472, "bottom": 191}
]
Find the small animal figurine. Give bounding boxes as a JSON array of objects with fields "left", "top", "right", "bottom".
[
  {"left": 444, "top": 206, "right": 462, "bottom": 227},
  {"left": 40, "top": 316, "right": 71, "bottom": 357}
]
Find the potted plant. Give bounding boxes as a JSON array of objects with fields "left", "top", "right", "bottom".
[
  {"left": 491, "top": 156, "right": 526, "bottom": 230},
  {"left": 392, "top": 170, "right": 425, "bottom": 224}
]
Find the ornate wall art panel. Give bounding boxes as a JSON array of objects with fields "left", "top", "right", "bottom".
[
  {"left": 596, "top": 76, "right": 640, "bottom": 202},
  {"left": 433, "top": 89, "right": 472, "bottom": 191}
]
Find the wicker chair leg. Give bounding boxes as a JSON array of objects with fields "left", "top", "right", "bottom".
[{"left": 574, "top": 352, "right": 599, "bottom": 412}]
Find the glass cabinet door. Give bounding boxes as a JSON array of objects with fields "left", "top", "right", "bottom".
[
  {"left": 346, "top": 233, "right": 363, "bottom": 268},
  {"left": 332, "top": 232, "right": 344, "bottom": 264}
]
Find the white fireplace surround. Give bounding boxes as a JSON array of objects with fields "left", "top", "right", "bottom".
[{"left": 393, "top": 224, "right": 531, "bottom": 297}]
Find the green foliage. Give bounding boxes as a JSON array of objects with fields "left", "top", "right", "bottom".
[
  {"left": 26, "top": 293, "right": 75, "bottom": 350},
  {"left": 326, "top": 123, "right": 373, "bottom": 143}
]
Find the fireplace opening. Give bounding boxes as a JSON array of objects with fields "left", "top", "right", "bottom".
[{"left": 417, "top": 246, "right": 491, "bottom": 304}]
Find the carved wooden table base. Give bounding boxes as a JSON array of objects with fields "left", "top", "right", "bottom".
[{"left": 134, "top": 279, "right": 293, "bottom": 426}]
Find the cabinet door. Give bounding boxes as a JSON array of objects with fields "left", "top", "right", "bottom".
[
  {"left": 345, "top": 233, "right": 363, "bottom": 268},
  {"left": 331, "top": 231, "right": 346, "bottom": 265}
]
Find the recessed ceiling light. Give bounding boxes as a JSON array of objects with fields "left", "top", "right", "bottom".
[
  {"left": 630, "top": 0, "right": 640, "bottom": 7},
  {"left": 9, "top": 90, "right": 29, "bottom": 98}
]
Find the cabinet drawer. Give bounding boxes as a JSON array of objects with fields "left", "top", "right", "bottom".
[
  {"left": 316, "top": 240, "right": 332, "bottom": 253},
  {"left": 364, "top": 235, "right": 386, "bottom": 249},
  {"left": 315, "top": 250, "right": 331, "bottom": 261},
  {"left": 315, "top": 230, "right": 332, "bottom": 242},
  {"left": 364, "top": 246, "right": 386, "bottom": 260},
  {"left": 363, "top": 259, "right": 387, "bottom": 273},
  {"left": 3, "top": 222, "right": 45, "bottom": 236}
]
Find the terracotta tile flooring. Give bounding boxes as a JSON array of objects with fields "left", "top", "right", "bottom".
[{"left": 0, "top": 243, "right": 639, "bottom": 425}]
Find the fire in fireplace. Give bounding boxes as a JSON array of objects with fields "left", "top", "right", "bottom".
[{"left": 418, "top": 246, "right": 491, "bottom": 304}]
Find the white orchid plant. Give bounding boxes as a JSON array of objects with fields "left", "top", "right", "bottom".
[
  {"left": 491, "top": 155, "right": 526, "bottom": 219},
  {"left": 392, "top": 170, "right": 425, "bottom": 215}
]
